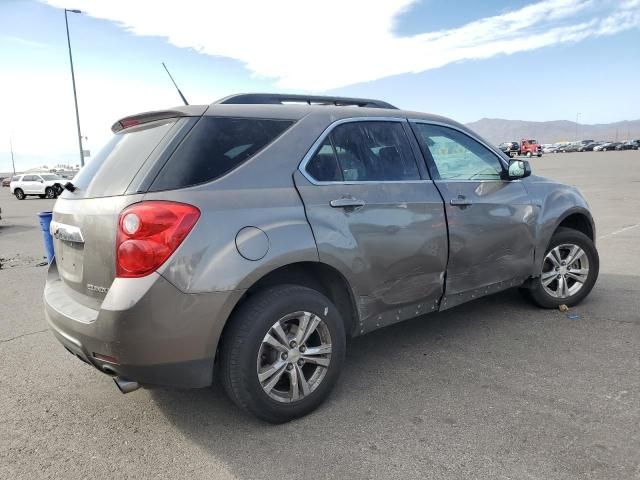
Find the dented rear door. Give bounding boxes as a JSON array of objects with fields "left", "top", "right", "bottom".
[{"left": 294, "top": 119, "right": 448, "bottom": 332}]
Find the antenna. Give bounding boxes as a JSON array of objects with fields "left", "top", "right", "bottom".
[{"left": 162, "top": 62, "right": 189, "bottom": 106}]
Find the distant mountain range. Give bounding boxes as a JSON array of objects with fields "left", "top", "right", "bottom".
[{"left": 465, "top": 118, "right": 640, "bottom": 145}]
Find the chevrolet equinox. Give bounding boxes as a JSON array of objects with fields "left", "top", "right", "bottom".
[{"left": 44, "top": 94, "right": 599, "bottom": 422}]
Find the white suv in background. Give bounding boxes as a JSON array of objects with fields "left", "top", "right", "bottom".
[{"left": 10, "top": 174, "right": 64, "bottom": 200}]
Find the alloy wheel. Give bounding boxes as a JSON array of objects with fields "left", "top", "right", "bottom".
[
  {"left": 540, "top": 243, "right": 590, "bottom": 299},
  {"left": 257, "top": 311, "right": 332, "bottom": 403}
]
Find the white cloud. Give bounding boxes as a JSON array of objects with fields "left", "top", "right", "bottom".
[
  {"left": 41, "top": 0, "right": 640, "bottom": 91},
  {"left": 0, "top": 68, "right": 194, "bottom": 170}
]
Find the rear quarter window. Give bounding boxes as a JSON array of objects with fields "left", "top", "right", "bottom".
[
  {"left": 149, "top": 117, "right": 293, "bottom": 191},
  {"left": 62, "top": 119, "right": 177, "bottom": 199}
]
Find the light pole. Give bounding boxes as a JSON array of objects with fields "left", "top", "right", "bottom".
[
  {"left": 9, "top": 137, "right": 16, "bottom": 175},
  {"left": 64, "top": 8, "right": 85, "bottom": 167},
  {"left": 575, "top": 112, "right": 581, "bottom": 142}
]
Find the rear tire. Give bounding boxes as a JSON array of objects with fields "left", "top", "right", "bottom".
[
  {"left": 220, "top": 285, "right": 346, "bottom": 423},
  {"left": 525, "top": 228, "right": 599, "bottom": 309},
  {"left": 14, "top": 189, "right": 25, "bottom": 200},
  {"left": 45, "top": 187, "right": 56, "bottom": 199}
]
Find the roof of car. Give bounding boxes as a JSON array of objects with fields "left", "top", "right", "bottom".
[
  {"left": 204, "top": 102, "right": 456, "bottom": 122},
  {"left": 116, "top": 93, "right": 468, "bottom": 136}
]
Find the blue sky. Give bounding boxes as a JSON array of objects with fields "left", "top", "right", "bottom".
[{"left": 1, "top": 0, "right": 639, "bottom": 171}]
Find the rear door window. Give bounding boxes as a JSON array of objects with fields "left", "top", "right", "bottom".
[
  {"left": 305, "top": 121, "right": 420, "bottom": 183},
  {"left": 150, "top": 117, "right": 294, "bottom": 191}
]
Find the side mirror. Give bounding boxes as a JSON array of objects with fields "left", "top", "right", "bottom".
[{"left": 507, "top": 159, "right": 531, "bottom": 179}]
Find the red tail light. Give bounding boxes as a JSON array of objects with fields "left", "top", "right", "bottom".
[{"left": 116, "top": 201, "right": 200, "bottom": 278}]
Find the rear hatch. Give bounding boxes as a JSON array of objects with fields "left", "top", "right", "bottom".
[{"left": 52, "top": 112, "right": 200, "bottom": 309}]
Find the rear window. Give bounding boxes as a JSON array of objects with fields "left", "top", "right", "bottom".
[
  {"left": 149, "top": 117, "right": 293, "bottom": 191},
  {"left": 63, "top": 119, "right": 177, "bottom": 199}
]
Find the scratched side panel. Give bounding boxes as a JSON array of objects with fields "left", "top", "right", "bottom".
[{"left": 436, "top": 179, "right": 537, "bottom": 308}]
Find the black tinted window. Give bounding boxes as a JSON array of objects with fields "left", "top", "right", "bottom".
[
  {"left": 328, "top": 122, "right": 420, "bottom": 182},
  {"left": 151, "top": 117, "right": 293, "bottom": 190},
  {"left": 305, "top": 138, "right": 342, "bottom": 182}
]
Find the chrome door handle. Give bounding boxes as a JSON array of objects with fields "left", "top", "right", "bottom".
[
  {"left": 330, "top": 198, "right": 365, "bottom": 209},
  {"left": 450, "top": 195, "right": 472, "bottom": 206}
]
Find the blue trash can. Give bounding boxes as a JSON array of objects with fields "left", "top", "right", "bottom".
[{"left": 38, "top": 211, "right": 55, "bottom": 263}]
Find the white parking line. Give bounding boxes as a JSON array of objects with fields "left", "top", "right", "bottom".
[{"left": 599, "top": 224, "right": 640, "bottom": 239}]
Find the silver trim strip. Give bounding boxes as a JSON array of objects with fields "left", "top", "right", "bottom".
[
  {"left": 50, "top": 221, "right": 85, "bottom": 244},
  {"left": 298, "top": 116, "right": 511, "bottom": 186}
]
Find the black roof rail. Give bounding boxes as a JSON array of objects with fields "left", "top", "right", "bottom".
[{"left": 215, "top": 93, "right": 397, "bottom": 109}]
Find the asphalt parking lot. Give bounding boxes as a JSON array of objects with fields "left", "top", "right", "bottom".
[{"left": 1, "top": 151, "right": 639, "bottom": 480}]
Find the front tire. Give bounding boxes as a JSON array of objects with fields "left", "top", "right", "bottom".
[
  {"left": 14, "top": 188, "right": 25, "bottom": 200},
  {"left": 526, "top": 228, "right": 599, "bottom": 308},
  {"left": 220, "top": 285, "right": 346, "bottom": 423},
  {"left": 526, "top": 151, "right": 532, "bottom": 157}
]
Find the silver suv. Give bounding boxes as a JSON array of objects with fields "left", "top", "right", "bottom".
[{"left": 44, "top": 94, "right": 599, "bottom": 422}]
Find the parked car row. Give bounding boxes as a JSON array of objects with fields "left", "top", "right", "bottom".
[{"left": 541, "top": 140, "right": 640, "bottom": 153}]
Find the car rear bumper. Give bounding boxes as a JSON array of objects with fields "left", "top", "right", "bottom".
[{"left": 43, "top": 260, "right": 244, "bottom": 388}]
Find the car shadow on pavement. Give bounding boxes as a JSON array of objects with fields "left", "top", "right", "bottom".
[{"left": 147, "top": 277, "right": 640, "bottom": 478}]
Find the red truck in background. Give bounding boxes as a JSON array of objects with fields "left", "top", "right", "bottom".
[{"left": 520, "top": 139, "right": 542, "bottom": 157}]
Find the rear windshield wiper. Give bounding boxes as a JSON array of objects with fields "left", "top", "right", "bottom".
[{"left": 63, "top": 182, "right": 77, "bottom": 193}]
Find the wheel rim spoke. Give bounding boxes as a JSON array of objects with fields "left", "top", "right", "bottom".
[
  {"left": 567, "top": 269, "right": 588, "bottom": 283},
  {"left": 302, "top": 355, "right": 330, "bottom": 367},
  {"left": 271, "top": 322, "right": 289, "bottom": 346},
  {"left": 541, "top": 270, "right": 557, "bottom": 286},
  {"left": 288, "top": 368, "right": 300, "bottom": 401},
  {"left": 295, "top": 364, "right": 310, "bottom": 397},
  {"left": 258, "top": 358, "right": 286, "bottom": 383},
  {"left": 302, "top": 344, "right": 332, "bottom": 356},
  {"left": 261, "top": 364, "right": 287, "bottom": 394},
  {"left": 300, "top": 315, "right": 321, "bottom": 345},
  {"left": 293, "top": 312, "right": 311, "bottom": 345},
  {"left": 559, "top": 276, "right": 569, "bottom": 297},
  {"left": 263, "top": 333, "right": 288, "bottom": 353},
  {"left": 566, "top": 246, "right": 585, "bottom": 266},
  {"left": 548, "top": 247, "right": 562, "bottom": 267}
]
